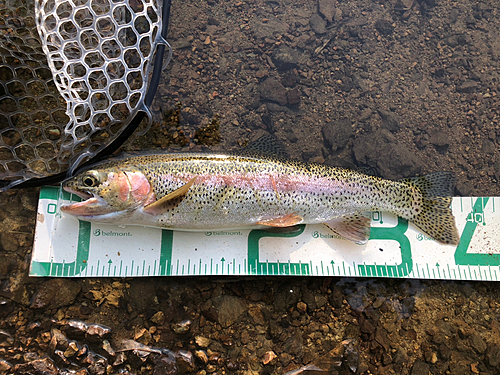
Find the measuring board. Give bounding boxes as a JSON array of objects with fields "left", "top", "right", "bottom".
[{"left": 30, "top": 186, "right": 500, "bottom": 280}]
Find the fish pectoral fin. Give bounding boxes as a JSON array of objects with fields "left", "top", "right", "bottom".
[
  {"left": 257, "top": 213, "right": 304, "bottom": 227},
  {"left": 144, "top": 177, "right": 196, "bottom": 215},
  {"left": 324, "top": 213, "right": 371, "bottom": 244}
]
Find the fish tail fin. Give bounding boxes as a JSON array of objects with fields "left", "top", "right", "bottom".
[{"left": 401, "top": 172, "right": 460, "bottom": 245}]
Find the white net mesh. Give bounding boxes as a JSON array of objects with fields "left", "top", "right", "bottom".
[
  {"left": 0, "top": 0, "right": 164, "bottom": 187},
  {"left": 35, "top": 0, "right": 162, "bottom": 167},
  {"left": 0, "top": 0, "right": 69, "bottom": 180}
]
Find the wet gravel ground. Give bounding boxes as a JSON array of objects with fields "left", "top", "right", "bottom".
[
  {"left": 2, "top": 0, "right": 500, "bottom": 374},
  {"left": 2, "top": 275, "right": 500, "bottom": 374}
]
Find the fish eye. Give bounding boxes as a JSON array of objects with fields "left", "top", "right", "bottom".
[{"left": 82, "top": 171, "right": 100, "bottom": 187}]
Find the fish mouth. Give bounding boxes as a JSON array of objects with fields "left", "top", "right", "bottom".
[
  {"left": 64, "top": 186, "right": 93, "bottom": 200},
  {"left": 60, "top": 186, "right": 115, "bottom": 217}
]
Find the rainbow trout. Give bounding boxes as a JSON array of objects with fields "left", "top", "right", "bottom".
[{"left": 61, "top": 150, "right": 460, "bottom": 245}]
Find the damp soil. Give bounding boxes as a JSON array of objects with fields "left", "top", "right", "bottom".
[{"left": 2, "top": 0, "right": 500, "bottom": 374}]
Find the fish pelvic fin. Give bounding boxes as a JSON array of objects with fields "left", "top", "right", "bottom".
[
  {"left": 257, "top": 213, "right": 304, "bottom": 227},
  {"left": 144, "top": 177, "right": 196, "bottom": 215},
  {"left": 401, "top": 172, "right": 460, "bottom": 245},
  {"left": 324, "top": 213, "right": 371, "bottom": 244}
]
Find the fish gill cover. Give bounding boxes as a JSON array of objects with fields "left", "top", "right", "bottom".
[{"left": 0, "top": 0, "right": 171, "bottom": 190}]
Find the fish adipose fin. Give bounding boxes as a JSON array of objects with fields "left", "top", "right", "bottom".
[
  {"left": 324, "top": 213, "right": 371, "bottom": 244},
  {"left": 257, "top": 213, "right": 303, "bottom": 227},
  {"left": 144, "top": 178, "right": 196, "bottom": 215},
  {"left": 402, "top": 172, "right": 460, "bottom": 245}
]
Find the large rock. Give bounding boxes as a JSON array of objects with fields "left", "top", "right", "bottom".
[
  {"left": 318, "top": 0, "right": 336, "bottom": 22},
  {"left": 374, "top": 19, "right": 394, "bottom": 36},
  {"left": 377, "top": 109, "right": 401, "bottom": 132},
  {"left": 353, "top": 129, "right": 421, "bottom": 179},
  {"left": 310, "top": 13, "right": 327, "bottom": 34},
  {"left": 271, "top": 45, "right": 299, "bottom": 71},
  {"left": 259, "top": 78, "right": 288, "bottom": 106},
  {"left": 457, "top": 80, "right": 478, "bottom": 93},
  {"left": 215, "top": 295, "right": 246, "bottom": 328},
  {"left": 322, "top": 119, "right": 353, "bottom": 152},
  {"left": 411, "top": 360, "right": 429, "bottom": 375},
  {"left": 14, "top": 358, "right": 58, "bottom": 375},
  {"left": 30, "top": 279, "right": 81, "bottom": 309},
  {"left": 487, "top": 344, "right": 500, "bottom": 367},
  {"left": 249, "top": 17, "right": 289, "bottom": 39},
  {"left": 428, "top": 128, "right": 450, "bottom": 153}
]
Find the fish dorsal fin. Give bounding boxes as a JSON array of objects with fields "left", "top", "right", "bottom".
[
  {"left": 144, "top": 178, "right": 196, "bottom": 215},
  {"left": 238, "top": 134, "right": 289, "bottom": 159},
  {"left": 324, "top": 213, "right": 371, "bottom": 244}
]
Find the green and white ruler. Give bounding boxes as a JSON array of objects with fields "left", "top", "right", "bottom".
[{"left": 30, "top": 186, "right": 500, "bottom": 280}]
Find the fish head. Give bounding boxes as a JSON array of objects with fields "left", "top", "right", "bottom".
[{"left": 61, "top": 166, "right": 154, "bottom": 219}]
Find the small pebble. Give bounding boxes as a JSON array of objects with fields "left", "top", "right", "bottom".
[
  {"left": 297, "top": 302, "right": 307, "bottom": 313},
  {"left": 262, "top": 351, "right": 277, "bottom": 365},
  {"left": 195, "top": 350, "right": 209, "bottom": 364},
  {"left": 172, "top": 320, "right": 191, "bottom": 334},
  {"left": 195, "top": 335, "right": 211, "bottom": 348}
]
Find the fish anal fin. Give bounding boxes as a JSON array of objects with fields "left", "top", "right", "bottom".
[
  {"left": 324, "top": 213, "right": 371, "bottom": 244},
  {"left": 144, "top": 178, "right": 196, "bottom": 215},
  {"left": 257, "top": 213, "right": 303, "bottom": 227}
]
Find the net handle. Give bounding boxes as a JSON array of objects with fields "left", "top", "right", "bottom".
[{"left": 146, "top": 0, "right": 172, "bottom": 108}]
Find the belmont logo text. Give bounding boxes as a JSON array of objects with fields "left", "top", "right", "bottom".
[
  {"left": 93, "top": 229, "right": 132, "bottom": 237},
  {"left": 312, "top": 231, "right": 341, "bottom": 239}
]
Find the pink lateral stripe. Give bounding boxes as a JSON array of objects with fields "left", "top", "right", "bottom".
[{"left": 160, "top": 172, "right": 347, "bottom": 195}]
